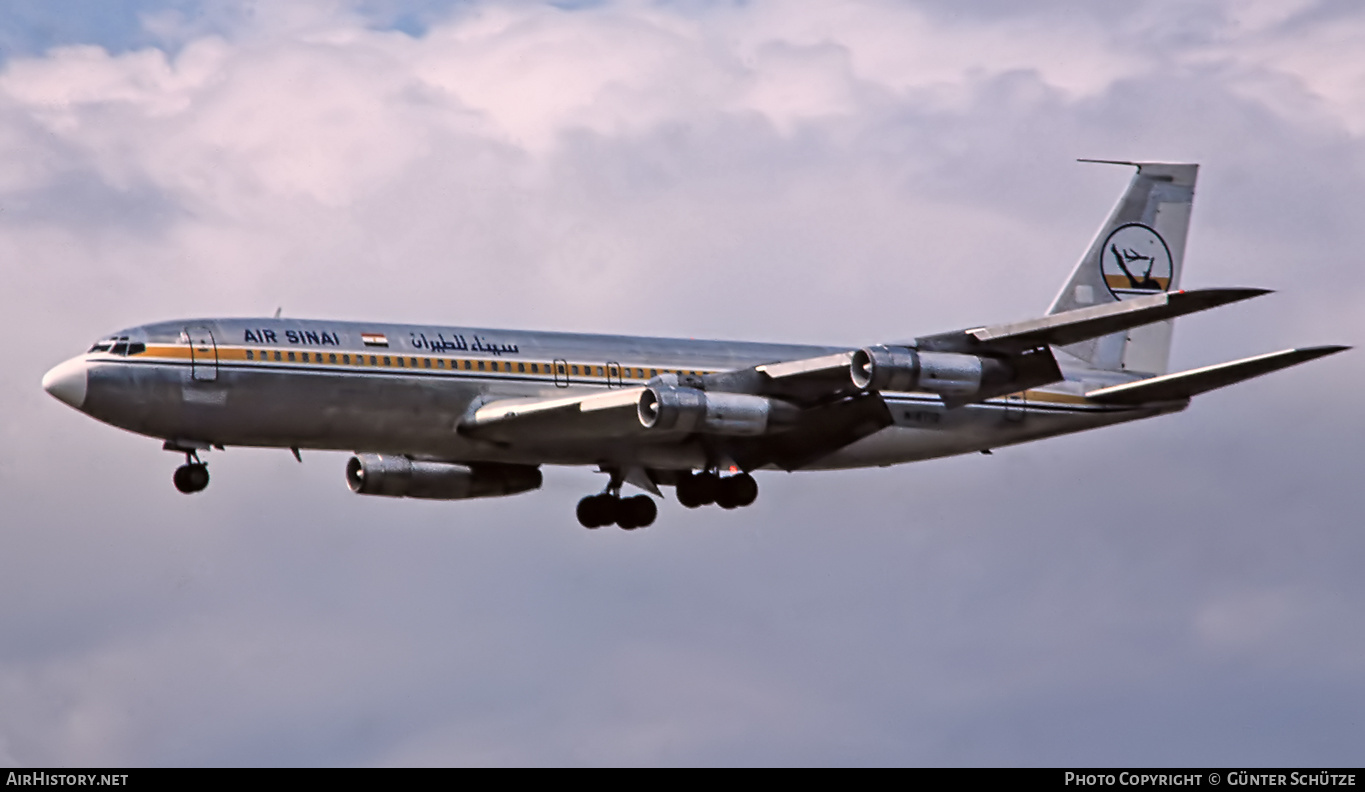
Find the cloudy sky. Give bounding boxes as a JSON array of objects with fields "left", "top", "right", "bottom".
[{"left": 3, "top": 0, "right": 1363, "bottom": 767}]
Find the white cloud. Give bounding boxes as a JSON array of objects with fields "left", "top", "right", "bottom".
[{"left": 2, "top": 0, "right": 1364, "bottom": 766}]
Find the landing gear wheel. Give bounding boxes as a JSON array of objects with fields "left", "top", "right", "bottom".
[
  {"left": 576, "top": 494, "right": 618, "bottom": 529},
  {"left": 715, "top": 478, "right": 741, "bottom": 509},
  {"left": 676, "top": 473, "right": 703, "bottom": 508},
  {"left": 173, "top": 463, "right": 209, "bottom": 494},
  {"left": 677, "top": 471, "right": 718, "bottom": 507},
  {"left": 727, "top": 472, "right": 758, "bottom": 508},
  {"left": 617, "top": 495, "right": 657, "bottom": 530}
]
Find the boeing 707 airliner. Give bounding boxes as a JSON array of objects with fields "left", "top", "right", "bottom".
[{"left": 42, "top": 162, "right": 1347, "bottom": 529}]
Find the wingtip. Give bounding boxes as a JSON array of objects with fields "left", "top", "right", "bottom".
[
  {"left": 1174, "top": 286, "right": 1274, "bottom": 305},
  {"left": 1077, "top": 158, "right": 1137, "bottom": 167},
  {"left": 1298, "top": 344, "right": 1351, "bottom": 357},
  {"left": 1222, "top": 286, "right": 1274, "bottom": 298}
]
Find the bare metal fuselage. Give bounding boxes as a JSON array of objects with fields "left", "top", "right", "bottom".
[{"left": 68, "top": 316, "right": 1168, "bottom": 474}]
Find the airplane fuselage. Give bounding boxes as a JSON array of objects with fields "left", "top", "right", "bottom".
[{"left": 57, "top": 316, "right": 1170, "bottom": 474}]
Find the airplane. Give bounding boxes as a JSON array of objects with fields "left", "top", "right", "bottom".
[{"left": 41, "top": 161, "right": 1347, "bottom": 530}]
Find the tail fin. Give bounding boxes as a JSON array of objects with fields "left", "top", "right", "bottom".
[{"left": 1048, "top": 161, "right": 1198, "bottom": 375}]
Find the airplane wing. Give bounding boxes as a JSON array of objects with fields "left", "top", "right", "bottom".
[
  {"left": 460, "top": 387, "right": 648, "bottom": 445},
  {"left": 726, "top": 392, "right": 893, "bottom": 471},
  {"left": 458, "top": 287, "right": 1280, "bottom": 463},
  {"left": 1085, "top": 346, "right": 1349, "bottom": 405},
  {"left": 720, "top": 287, "right": 1273, "bottom": 408},
  {"left": 460, "top": 382, "right": 892, "bottom": 472},
  {"left": 695, "top": 351, "right": 859, "bottom": 406},
  {"left": 915, "top": 288, "right": 1270, "bottom": 355}
]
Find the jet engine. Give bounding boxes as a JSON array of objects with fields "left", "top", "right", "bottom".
[
  {"left": 850, "top": 345, "right": 1012, "bottom": 397},
  {"left": 345, "top": 454, "right": 542, "bottom": 500},
  {"left": 637, "top": 386, "right": 796, "bottom": 436}
]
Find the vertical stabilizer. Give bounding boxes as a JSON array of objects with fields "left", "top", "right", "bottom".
[{"left": 1048, "top": 161, "right": 1197, "bottom": 375}]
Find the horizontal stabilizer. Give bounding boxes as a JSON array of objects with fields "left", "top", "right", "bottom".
[
  {"left": 1085, "top": 345, "right": 1349, "bottom": 405},
  {"left": 918, "top": 288, "right": 1271, "bottom": 355}
]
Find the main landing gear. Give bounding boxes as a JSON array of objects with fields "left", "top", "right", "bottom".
[
  {"left": 577, "top": 469, "right": 658, "bottom": 530},
  {"left": 577, "top": 492, "right": 658, "bottom": 530},
  {"left": 172, "top": 450, "right": 210, "bottom": 494},
  {"left": 676, "top": 470, "right": 757, "bottom": 510}
]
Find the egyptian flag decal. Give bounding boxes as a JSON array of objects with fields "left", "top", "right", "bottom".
[{"left": 361, "top": 333, "right": 388, "bottom": 347}]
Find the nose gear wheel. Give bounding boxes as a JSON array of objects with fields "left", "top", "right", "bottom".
[
  {"left": 171, "top": 449, "right": 210, "bottom": 494},
  {"left": 173, "top": 464, "right": 209, "bottom": 493}
]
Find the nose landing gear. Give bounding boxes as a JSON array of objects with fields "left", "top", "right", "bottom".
[{"left": 172, "top": 450, "right": 210, "bottom": 494}]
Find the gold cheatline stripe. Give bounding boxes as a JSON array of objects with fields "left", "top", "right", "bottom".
[
  {"left": 1104, "top": 274, "right": 1171, "bottom": 290},
  {"left": 133, "top": 345, "right": 708, "bottom": 380}
]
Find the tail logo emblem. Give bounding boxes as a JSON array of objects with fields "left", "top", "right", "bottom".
[{"left": 1101, "top": 223, "right": 1173, "bottom": 298}]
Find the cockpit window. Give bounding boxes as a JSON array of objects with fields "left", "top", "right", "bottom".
[{"left": 88, "top": 336, "right": 145, "bottom": 356}]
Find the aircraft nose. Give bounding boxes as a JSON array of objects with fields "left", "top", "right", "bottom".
[{"left": 42, "top": 357, "right": 89, "bottom": 410}]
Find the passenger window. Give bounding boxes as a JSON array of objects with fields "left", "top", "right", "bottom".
[
  {"left": 518, "top": 363, "right": 525, "bottom": 373},
  {"left": 477, "top": 361, "right": 485, "bottom": 371},
  {"left": 437, "top": 359, "right": 445, "bottom": 369},
  {"left": 650, "top": 369, "right": 657, "bottom": 377},
  {"left": 397, "top": 357, "right": 405, "bottom": 367},
  {"left": 328, "top": 354, "right": 335, "bottom": 364},
  {"left": 383, "top": 356, "right": 391, "bottom": 366},
  {"left": 410, "top": 357, "right": 418, "bottom": 367},
  {"left": 571, "top": 365, "right": 579, "bottom": 375},
  {"left": 302, "top": 352, "right": 311, "bottom": 362},
  {"left": 274, "top": 351, "right": 282, "bottom": 361},
  {"left": 343, "top": 354, "right": 350, "bottom": 365},
  {"left": 369, "top": 355, "right": 377, "bottom": 365},
  {"left": 531, "top": 363, "right": 539, "bottom": 374},
  {"left": 596, "top": 366, "right": 603, "bottom": 376},
  {"left": 424, "top": 358, "right": 431, "bottom": 368},
  {"left": 246, "top": 350, "right": 255, "bottom": 361}
]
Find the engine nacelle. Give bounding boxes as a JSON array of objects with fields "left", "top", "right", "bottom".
[
  {"left": 637, "top": 386, "right": 795, "bottom": 436},
  {"left": 346, "top": 454, "right": 542, "bottom": 500},
  {"left": 850, "top": 345, "right": 1012, "bottom": 397}
]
